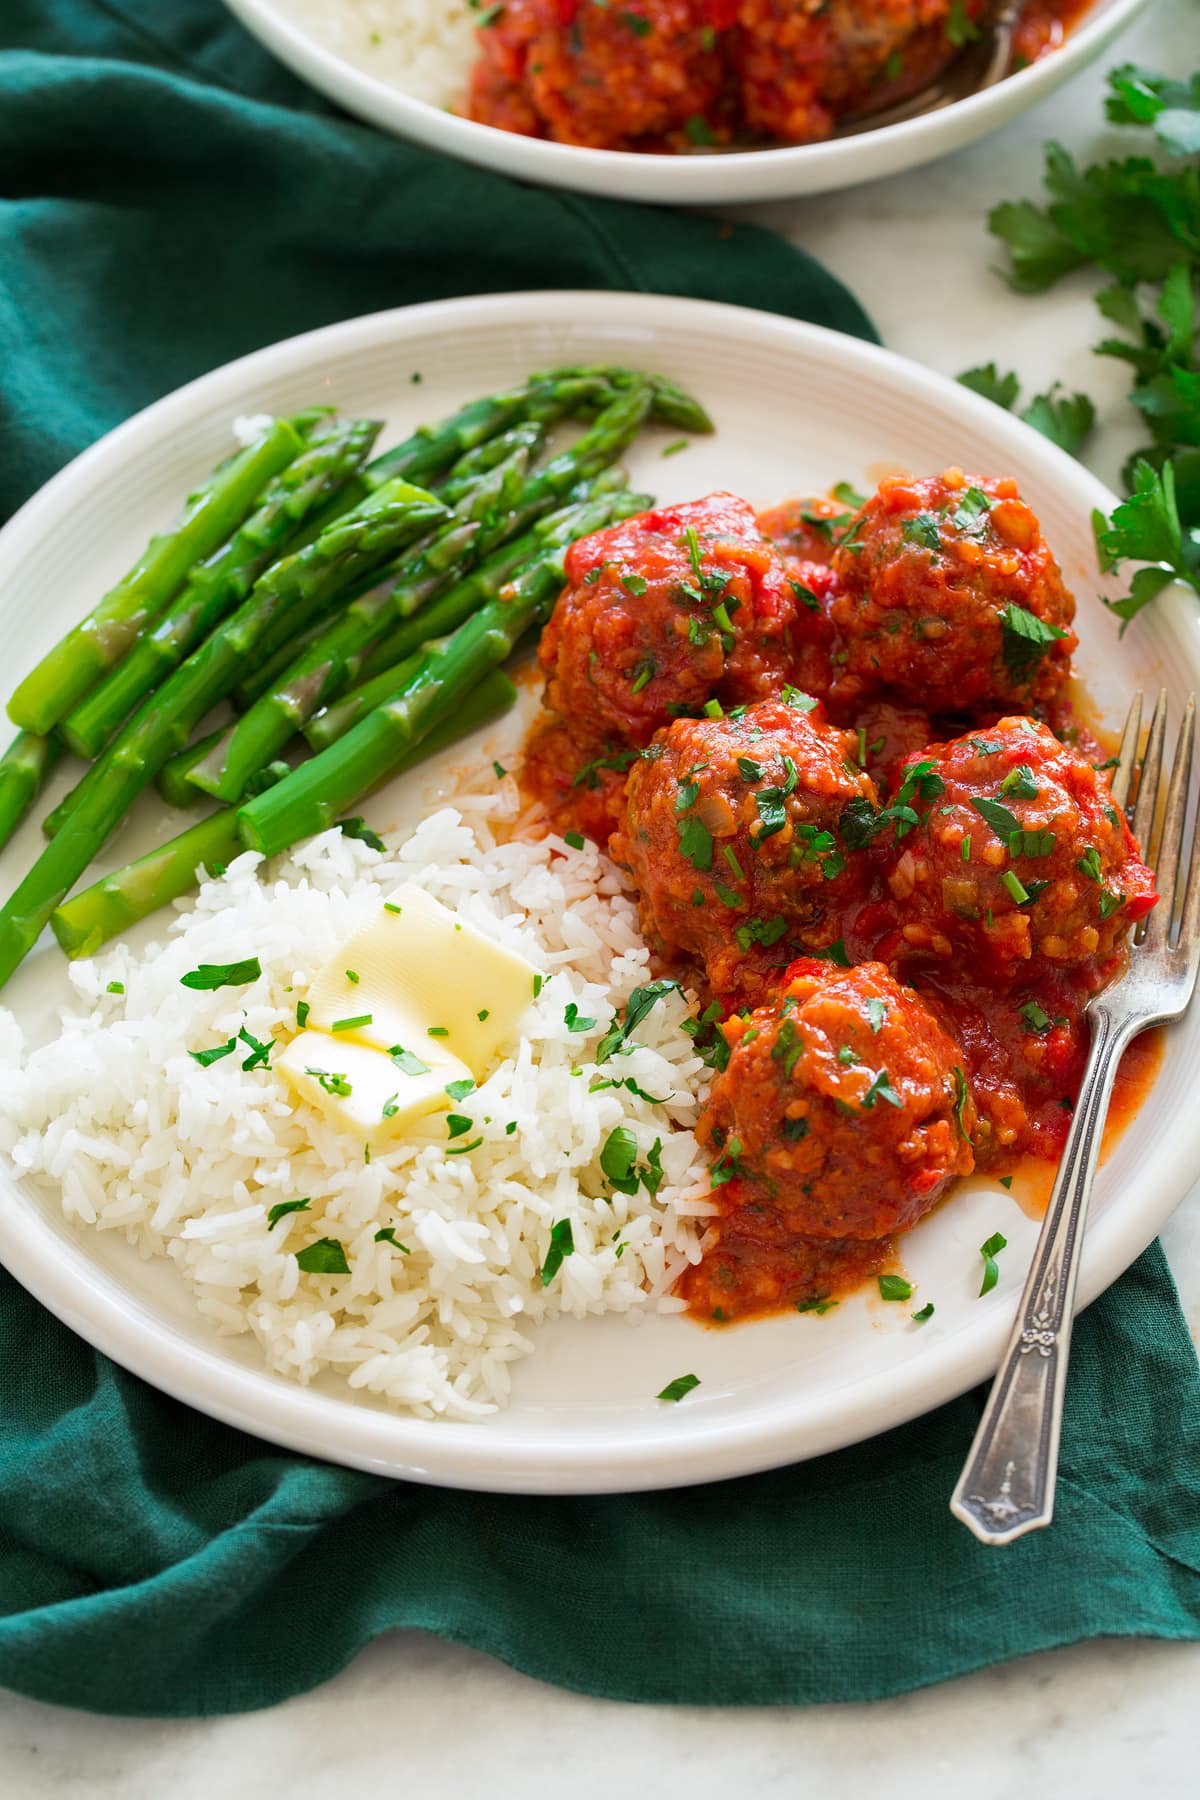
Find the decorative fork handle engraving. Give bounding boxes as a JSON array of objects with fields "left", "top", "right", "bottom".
[{"left": 950, "top": 1005, "right": 1135, "bottom": 1545}]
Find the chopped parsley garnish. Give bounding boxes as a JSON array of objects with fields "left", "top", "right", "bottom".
[
  {"left": 912, "top": 1302, "right": 936, "bottom": 1323},
  {"left": 629, "top": 657, "right": 657, "bottom": 695},
  {"left": 678, "top": 814, "right": 714, "bottom": 870},
  {"left": 477, "top": 1008, "right": 489, "bottom": 1021},
  {"left": 657, "top": 1372, "right": 700, "bottom": 1402},
  {"left": 780, "top": 685, "right": 818, "bottom": 711},
  {"left": 782, "top": 1116, "right": 810, "bottom": 1142},
  {"left": 564, "top": 830, "right": 586, "bottom": 850},
  {"left": 999, "top": 1174, "right": 1015, "bottom": 1190},
  {"left": 331, "top": 1013, "right": 372, "bottom": 1033},
  {"left": 306, "top": 1067, "right": 352, "bottom": 1097},
  {"left": 1077, "top": 847, "right": 1103, "bottom": 882},
  {"left": 1000, "top": 605, "right": 1068, "bottom": 682},
  {"left": 620, "top": 7, "right": 652, "bottom": 34},
  {"left": 295, "top": 1237, "right": 350, "bottom": 1275},
  {"left": 106, "top": 980, "right": 124, "bottom": 995},
  {"left": 541, "top": 1218, "right": 576, "bottom": 1286},
  {"left": 600, "top": 1125, "right": 663, "bottom": 1197},
  {"left": 337, "top": 816, "right": 386, "bottom": 851},
  {"left": 446, "top": 1137, "right": 483, "bottom": 1156},
  {"left": 796, "top": 1294, "right": 837, "bottom": 1315},
  {"left": 1001, "top": 870, "right": 1031, "bottom": 904},
  {"left": 389, "top": 1044, "right": 430, "bottom": 1077},
  {"left": 952, "top": 1066, "right": 971, "bottom": 1140},
  {"left": 295, "top": 1000, "right": 310, "bottom": 1027},
  {"left": 444, "top": 1078, "right": 474, "bottom": 1101},
  {"left": 878, "top": 1274, "right": 914, "bottom": 1301},
  {"left": 862, "top": 1067, "right": 903, "bottom": 1110},
  {"left": 971, "top": 795, "right": 1022, "bottom": 840},
  {"left": 445, "top": 1113, "right": 473, "bottom": 1140},
  {"left": 381, "top": 1094, "right": 400, "bottom": 1119},
  {"left": 1099, "top": 888, "right": 1126, "bottom": 920},
  {"left": 865, "top": 997, "right": 888, "bottom": 1033},
  {"left": 737, "top": 756, "right": 763, "bottom": 782},
  {"left": 571, "top": 745, "right": 639, "bottom": 790},
  {"left": 723, "top": 844, "right": 746, "bottom": 880},
  {"left": 709, "top": 1133, "right": 744, "bottom": 1186},
  {"left": 808, "top": 939, "right": 851, "bottom": 967},
  {"left": 595, "top": 978, "right": 681, "bottom": 1061},
  {"left": 951, "top": 486, "right": 993, "bottom": 533},
  {"left": 374, "top": 1228, "right": 410, "bottom": 1252},
  {"left": 735, "top": 914, "right": 788, "bottom": 952},
  {"left": 901, "top": 512, "right": 941, "bottom": 551},
  {"left": 563, "top": 1002, "right": 596, "bottom": 1033},
  {"left": 772, "top": 1017, "right": 804, "bottom": 1078},
  {"left": 620, "top": 572, "right": 648, "bottom": 595},
  {"left": 427, "top": 1026, "right": 449, "bottom": 1038},
  {"left": 832, "top": 480, "right": 867, "bottom": 509},
  {"left": 180, "top": 957, "right": 261, "bottom": 991},
  {"left": 345, "top": 969, "right": 360, "bottom": 984},
  {"left": 267, "top": 1198, "right": 310, "bottom": 1230},
  {"left": 189, "top": 1037, "right": 237, "bottom": 1067},
  {"left": 788, "top": 578, "right": 821, "bottom": 612},
  {"left": 1019, "top": 1000, "right": 1055, "bottom": 1033},
  {"left": 492, "top": 761, "right": 507, "bottom": 779},
  {"left": 1000, "top": 762, "right": 1039, "bottom": 799},
  {"left": 837, "top": 1046, "right": 859, "bottom": 1066},
  {"left": 238, "top": 1025, "right": 273, "bottom": 1071},
  {"left": 661, "top": 437, "right": 690, "bottom": 457},
  {"left": 979, "top": 1231, "right": 1008, "bottom": 1296}
]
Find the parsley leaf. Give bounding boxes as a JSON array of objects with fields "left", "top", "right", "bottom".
[
  {"left": 295, "top": 1237, "right": 350, "bottom": 1275},
  {"left": 1000, "top": 605, "right": 1069, "bottom": 682},
  {"left": 657, "top": 1373, "right": 700, "bottom": 1402},
  {"left": 180, "top": 957, "right": 261, "bottom": 991},
  {"left": 540, "top": 1218, "right": 575, "bottom": 1286},
  {"left": 979, "top": 1231, "right": 1008, "bottom": 1296},
  {"left": 878, "top": 1274, "right": 914, "bottom": 1301},
  {"left": 267, "top": 1198, "right": 310, "bottom": 1230}
]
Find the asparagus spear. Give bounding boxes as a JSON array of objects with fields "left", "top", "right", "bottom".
[
  {"left": 362, "top": 371, "right": 609, "bottom": 490},
  {"left": 50, "top": 671, "right": 517, "bottom": 957},
  {"left": 0, "top": 733, "right": 63, "bottom": 852},
  {"left": 541, "top": 365, "right": 715, "bottom": 437},
  {"left": 0, "top": 479, "right": 446, "bottom": 987},
  {"left": 305, "top": 480, "right": 647, "bottom": 750},
  {"left": 237, "top": 549, "right": 574, "bottom": 859},
  {"left": 185, "top": 425, "right": 541, "bottom": 802},
  {"left": 188, "top": 391, "right": 649, "bottom": 805},
  {"left": 156, "top": 729, "right": 227, "bottom": 808},
  {"left": 57, "top": 417, "right": 381, "bottom": 759},
  {"left": 8, "top": 418, "right": 307, "bottom": 735}
]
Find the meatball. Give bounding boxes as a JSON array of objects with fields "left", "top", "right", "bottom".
[
  {"left": 698, "top": 959, "right": 977, "bottom": 1238},
  {"left": 467, "top": 0, "right": 726, "bottom": 150},
  {"left": 538, "top": 493, "right": 814, "bottom": 752},
  {"left": 734, "top": 0, "right": 973, "bottom": 143},
  {"left": 881, "top": 717, "right": 1157, "bottom": 985},
  {"left": 828, "top": 470, "right": 1078, "bottom": 715},
  {"left": 610, "top": 698, "right": 878, "bottom": 998}
]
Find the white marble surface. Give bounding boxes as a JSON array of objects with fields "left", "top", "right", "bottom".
[{"left": 2, "top": 0, "right": 1198, "bottom": 1786}]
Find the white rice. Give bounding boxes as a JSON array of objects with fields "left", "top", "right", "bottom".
[
  {"left": 0, "top": 788, "right": 714, "bottom": 1420},
  {"left": 280, "top": 0, "right": 480, "bottom": 109}
]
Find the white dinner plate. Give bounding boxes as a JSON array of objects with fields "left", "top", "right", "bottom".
[
  {"left": 222, "top": 0, "right": 1149, "bottom": 205},
  {"left": 0, "top": 291, "right": 1196, "bottom": 1493}
]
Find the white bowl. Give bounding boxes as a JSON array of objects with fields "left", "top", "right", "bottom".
[
  {"left": 223, "top": 0, "right": 1150, "bottom": 204},
  {"left": 0, "top": 290, "right": 1195, "bottom": 1492}
]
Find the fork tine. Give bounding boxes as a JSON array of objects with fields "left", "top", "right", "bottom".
[
  {"left": 1142, "top": 696, "right": 1195, "bottom": 950},
  {"left": 1110, "top": 690, "right": 1143, "bottom": 813},
  {"left": 1131, "top": 688, "right": 1168, "bottom": 856},
  {"left": 1177, "top": 702, "right": 1200, "bottom": 959}
]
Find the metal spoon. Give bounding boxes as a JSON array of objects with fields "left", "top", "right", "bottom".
[{"left": 835, "top": 3, "right": 1021, "bottom": 138}]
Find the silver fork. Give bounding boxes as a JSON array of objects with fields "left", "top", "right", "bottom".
[{"left": 950, "top": 688, "right": 1200, "bottom": 1545}]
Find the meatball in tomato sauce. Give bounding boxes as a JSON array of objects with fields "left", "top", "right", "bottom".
[
  {"left": 828, "top": 471, "right": 1077, "bottom": 716},
  {"left": 881, "top": 717, "right": 1157, "bottom": 986},
  {"left": 467, "top": 0, "right": 726, "bottom": 151},
  {"left": 698, "top": 958, "right": 976, "bottom": 1241},
  {"left": 610, "top": 697, "right": 877, "bottom": 1000},
  {"left": 538, "top": 493, "right": 817, "bottom": 752}
]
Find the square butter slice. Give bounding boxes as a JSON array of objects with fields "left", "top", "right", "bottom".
[
  {"left": 276, "top": 1030, "right": 469, "bottom": 1139},
  {"left": 302, "top": 884, "right": 538, "bottom": 1077}
]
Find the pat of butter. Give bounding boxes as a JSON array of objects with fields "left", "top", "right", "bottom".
[
  {"left": 276, "top": 1030, "right": 469, "bottom": 1139},
  {"left": 303, "top": 883, "right": 538, "bottom": 1077}
]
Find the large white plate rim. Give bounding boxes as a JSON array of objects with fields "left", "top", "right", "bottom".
[{"left": 0, "top": 290, "right": 1195, "bottom": 1495}]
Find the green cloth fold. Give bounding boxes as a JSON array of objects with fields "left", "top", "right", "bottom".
[{"left": 1, "top": 0, "right": 1199, "bottom": 1719}]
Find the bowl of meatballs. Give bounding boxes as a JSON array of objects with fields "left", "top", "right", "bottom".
[{"left": 226, "top": 0, "right": 1151, "bottom": 202}]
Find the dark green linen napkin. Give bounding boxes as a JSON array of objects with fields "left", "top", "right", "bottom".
[{"left": 1, "top": 0, "right": 1198, "bottom": 1720}]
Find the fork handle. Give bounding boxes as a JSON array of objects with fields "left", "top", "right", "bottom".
[{"left": 949, "top": 1003, "right": 1136, "bottom": 1545}]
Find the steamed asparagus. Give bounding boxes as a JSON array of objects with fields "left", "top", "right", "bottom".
[
  {"left": 58, "top": 416, "right": 381, "bottom": 758},
  {"left": 8, "top": 417, "right": 307, "bottom": 735},
  {"left": 189, "top": 388, "right": 649, "bottom": 803},
  {"left": 0, "top": 733, "right": 63, "bottom": 852}
]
